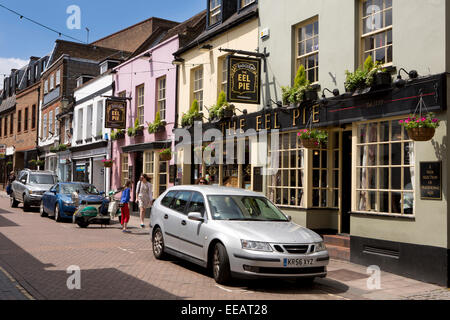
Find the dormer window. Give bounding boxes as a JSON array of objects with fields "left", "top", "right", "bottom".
[
  {"left": 209, "top": 0, "right": 221, "bottom": 26},
  {"left": 100, "top": 62, "right": 108, "bottom": 75},
  {"left": 76, "top": 75, "right": 94, "bottom": 88}
]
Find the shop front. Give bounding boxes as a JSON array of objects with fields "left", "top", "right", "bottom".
[
  {"left": 70, "top": 141, "right": 109, "bottom": 192},
  {"left": 180, "top": 72, "right": 448, "bottom": 285}
]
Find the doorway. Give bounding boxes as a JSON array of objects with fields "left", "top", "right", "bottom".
[
  {"left": 341, "top": 131, "right": 352, "bottom": 234},
  {"left": 133, "top": 152, "right": 144, "bottom": 210}
]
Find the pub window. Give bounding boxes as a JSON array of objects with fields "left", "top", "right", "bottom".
[
  {"left": 121, "top": 154, "right": 129, "bottom": 187},
  {"left": 268, "top": 131, "right": 305, "bottom": 208},
  {"left": 209, "top": 0, "right": 221, "bottom": 26},
  {"left": 219, "top": 56, "right": 228, "bottom": 96},
  {"left": 312, "top": 143, "right": 329, "bottom": 208},
  {"left": 361, "top": 0, "right": 393, "bottom": 65},
  {"left": 193, "top": 67, "right": 204, "bottom": 111},
  {"left": 24, "top": 107, "right": 29, "bottom": 131},
  {"left": 157, "top": 77, "right": 166, "bottom": 121},
  {"left": 356, "top": 119, "right": 414, "bottom": 215},
  {"left": 136, "top": 84, "right": 145, "bottom": 126},
  {"left": 32, "top": 105, "right": 36, "bottom": 129},
  {"left": 17, "top": 110, "right": 22, "bottom": 133},
  {"left": 296, "top": 17, "right": 319, "bottom": 83}
]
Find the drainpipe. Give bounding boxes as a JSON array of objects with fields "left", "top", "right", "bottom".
[
  {"left": 174, "top": 63, "right": 180, "bottom": 186},
  {"left": 36, "top": 86, "right": 41, "bottom": 162}
]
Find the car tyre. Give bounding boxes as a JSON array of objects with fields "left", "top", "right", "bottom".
[
  {"left": 212, "top": 243, "right": 232, "bottom": 285},
  {"left": 152, "top": 228, "right": 166, "bottom": 260},
  {"left": 55, "top": 204, "right": 62, "bottom": 222},
  {"left": 10, "top": 196, "right": 19, "bottom": 208},
  {"left": 40, "top": 201, "right": 48, "bottom": 217},
  {"left": 295, "top": 277, "right": 316, "bottom": 286},
  {"left": 76, "top": 220, "right": 89, "bottom": 228},
  {"left": 23, "top": 195, "right": 30, "bottom": 212}
]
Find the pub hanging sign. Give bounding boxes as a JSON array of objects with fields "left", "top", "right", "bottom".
[
  {"left": 227, "top": 56, "right": 261, "bottom": 105},
  {"left": 105, "top": 99, "right": 127, "bottom": 129}
]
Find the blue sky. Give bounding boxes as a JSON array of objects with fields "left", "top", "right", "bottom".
[{"left": 0, "top": 0, "right": 205, "bottom": 86}]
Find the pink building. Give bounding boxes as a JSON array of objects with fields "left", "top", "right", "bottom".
[{"left": 111, "top": 12, "right": 206, "bottom": 201}]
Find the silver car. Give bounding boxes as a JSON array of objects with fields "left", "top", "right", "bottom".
[
  {"left": 150, "top": 186, "right": 329, "bottom": 284},
  {"left": 11, "top": 169, "right": 58, "bottom": 211}
]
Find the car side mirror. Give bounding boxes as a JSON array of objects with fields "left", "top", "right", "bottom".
[
  {"left": 21, "top": 179, "right": 27, "bottom": 184},
  {"left": 288, "top": 215, "right": 292, "bottom": 222},
  {"left": 188, "top": 212, "right": 204, "bottom": 222}
]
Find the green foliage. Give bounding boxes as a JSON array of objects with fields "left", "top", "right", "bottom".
[
  {"left": 111, "top": 129, "right": 125, "bottom": 140},
  {"left": 209, "top": 91, "right": 234, "bottom": 121},
  {"left": 148, "top": 111, "right": 165, "bottom": 134},
  {"left": 159, "top": 148, "right": 172, "bottom": 156},
  {"left": 297, "top": 129, "right": 328, "bottom": 146},
  {"left": 345, "top": 55, "right": 387, "bottom": 92},
  {"left": 181, "top": 99, "right": 202, "bottom": 127},
  {"left": 282, "top": 65, "right": 313, "bottom": 105}
]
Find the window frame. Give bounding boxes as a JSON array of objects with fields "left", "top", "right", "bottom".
[
  {"left": 209, "top": 0, "right": 222, "bottom": 26},
  {"left": 136, "top": 84, "right": 145, "bottom": 126},
  {"left": 295, "top": 17, "right": 319, "bottom": 84},
  {"left": 192, "top": 67, "right": 204, "bottom": 111},
  {"left": 353, "top": 117, "right": 415, "bottom": 217},
  {"left": 17, "top": 110, "right": 22, "bottom": 133},
  {"left": 360, "top": 0, "right": 393, "bottom": 67},
  {"left": 121, "top": 154, "right": 129, "bottom": 187},
  {"left": 24, "top": 107, "right": 29, "bottom": 132},
  {"left": 156, "top": 76, "right": 167, "bottom": 121}
]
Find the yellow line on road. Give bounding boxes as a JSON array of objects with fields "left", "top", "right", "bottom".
[{"left": 0, "top": 266, "right": 35, "bottom": 300}]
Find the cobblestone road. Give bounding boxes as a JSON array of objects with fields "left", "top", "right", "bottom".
[{"left": 0, "top": 194, "right": 448, "bottom": 300}]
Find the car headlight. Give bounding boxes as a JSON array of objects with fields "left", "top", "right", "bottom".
[
  {"left": 29, "top": 190, "right": 33, "bottom": 195},
  {"left": 241, "top": 240, "right": 273, "bottom": 252},
  {"left": 63, "top": 201, "right": 74, "bottom": 206},
  {"left": 315, "top": 242, "right": 327, "bottom": 252}
]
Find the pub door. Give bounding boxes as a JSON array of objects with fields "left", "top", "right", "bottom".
[{"left": 341, "top": 131, "right": 352, "bottom": 234}]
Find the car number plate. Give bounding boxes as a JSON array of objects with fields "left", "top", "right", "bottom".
[{"left": 283, "top": 258, "right": 314, "bottom": 267}]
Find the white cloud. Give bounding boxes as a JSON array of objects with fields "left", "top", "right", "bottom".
[{"left": 0, "top": 57, "right": 28, "bottom": 90}]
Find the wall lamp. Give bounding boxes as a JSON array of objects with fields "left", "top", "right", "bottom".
[
  {"left": 321, "top": 88, "right": 340, "bottom": 104},
  {"left": 172, "top": 57, "right": 185, "bottom": 66},
  {"left": 394, "top": 68, "right": 419, "bottom": 88},
  {"left": 199, "top": 44, "right": 213, "bottom": 52},
  {"left": 234, "top": 107, "right": 248, "bottom": 115}
]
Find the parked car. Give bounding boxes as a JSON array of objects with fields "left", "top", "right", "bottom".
[
  {"left": 150, "top": 186, "right": 329, "bottom": 285},
  {"left": 10, "top": 169, "right": 58, "bottom": 211},
  {"left": 40, "top": 182, "right": 109, "bottom": 225}
]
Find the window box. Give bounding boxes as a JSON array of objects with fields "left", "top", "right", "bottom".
[
  {"left": 135, "top": 126, "right": 144, "bottom": 137},
  {"left": 84, "top": 138, "right": 93, "bottom": 143},
  {"left": 304, "top": 89, "right": 319, "bottom": 102},
  {"left": 76, "top": 139, "right": 83, "bottom": 145},
  {"left": 372, "top": 71, "right": 392, "bottom": 89},
  {"left": 94, "top": 135, "right": 103, "bottom": 141}
]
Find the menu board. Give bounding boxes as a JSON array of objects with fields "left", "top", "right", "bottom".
[{"left": 420, "top": 162, "right": 442, "bottom": 200}]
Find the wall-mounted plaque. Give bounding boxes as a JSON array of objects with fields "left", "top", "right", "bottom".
[
  {"left": 420, "top": 162, "right": 442, "bottom": 200},
  {"left": 227, "top": 56, "right": 261, "bottom": 105},
  {"left": 105, "top": 99, "right": 127, "bottom": 129}
]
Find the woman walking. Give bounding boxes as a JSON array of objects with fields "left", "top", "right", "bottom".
[
  {"left": 120, "top": 180, "right": 132, "bottom": 233},
  {"left": 136, "top": 174, "right": 153, "bottom": 228}
]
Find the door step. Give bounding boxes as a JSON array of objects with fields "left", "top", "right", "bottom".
[{"left": 323, "top": 235, "right": 350, "bottom": 261}]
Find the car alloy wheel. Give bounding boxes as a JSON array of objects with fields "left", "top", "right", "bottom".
[
  {"left": 152, "top": 228, "right": 166, "bottom": 260},
  {"left": 212, "top": 243, "right": 231, "bottom": 284},
  {"left": 40, "top": 202, "right": 47, "bottom": 217}
]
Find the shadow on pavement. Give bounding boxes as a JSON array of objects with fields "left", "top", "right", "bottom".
[
  {"left": 0, "top": 226, "right": 179, "bottom": 300},
  {"left": 166, "top": 254, "right": 350, "bottom": 295}
]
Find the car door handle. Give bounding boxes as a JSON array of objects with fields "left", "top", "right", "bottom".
[
  {"left": 181, "top": 220, "right": 186, "bottom": 226},
  {"left": 164, "top": 214, "right": 169, "bottom": 219}
]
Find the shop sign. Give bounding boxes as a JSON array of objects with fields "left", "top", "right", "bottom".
[
  {"left": 105, "top": 99, "right": 127, "bottom": 129},
  {"left": 227, "top": 56, "right": 261, "bottom": 105},
  {"left": 420, "top": 162, "right": 442, "bottom": 200},
  {"left": 0, "top": 145, "right": 6, "bottom": 160}
]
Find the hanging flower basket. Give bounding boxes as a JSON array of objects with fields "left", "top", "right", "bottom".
[
  {"left": 102, "top": 159, "right": 114, "bottom": 168},
  {"left": 399, "top": 112, "right": 440, "bottom": 142},
  {"left": 298, "top": 129, "right": 328, "bottom": 149},
  {"left": 301, "top": 138, "right": 320, "bottom": 149},
  {"left": 406, "top": 127, "right": 436, "bottom": 142},
  {"left": 159, "top": 148, "right": 172, "bottom": 161}
]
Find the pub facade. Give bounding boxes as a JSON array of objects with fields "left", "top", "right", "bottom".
[{"left": 176, "top": 0, "right": 449, "bottom": 287}]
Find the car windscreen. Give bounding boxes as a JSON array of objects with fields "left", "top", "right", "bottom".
[
  {"left": 29, "top": 174, "right": 56, "bottom": 185},
  {"left": 207, "top": 195, "right": 289, "bottom": 221},
  {"left": 61, "top": 184, "right": 100, "bottom": 195}
]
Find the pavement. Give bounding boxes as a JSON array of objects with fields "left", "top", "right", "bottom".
[{"left": 0, "top": 191, "right": 449, "bottom": 300}]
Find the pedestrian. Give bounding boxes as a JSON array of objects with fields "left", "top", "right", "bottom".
[
  {"left": 6, "top": 171, "right": 16, "bottom": 196},
  {"left": 196, "top": 177, "right": 208, "bottom": 185},
  {"left": 120, "top": 180, "right": 132, "bottom": 233},
  {"left": 136, "top": 174, "right": 153, "bottom": 228}
]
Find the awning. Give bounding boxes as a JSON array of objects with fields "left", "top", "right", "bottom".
[{"left": 122, "top": 140, "right": 171, "bottom": 153}]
